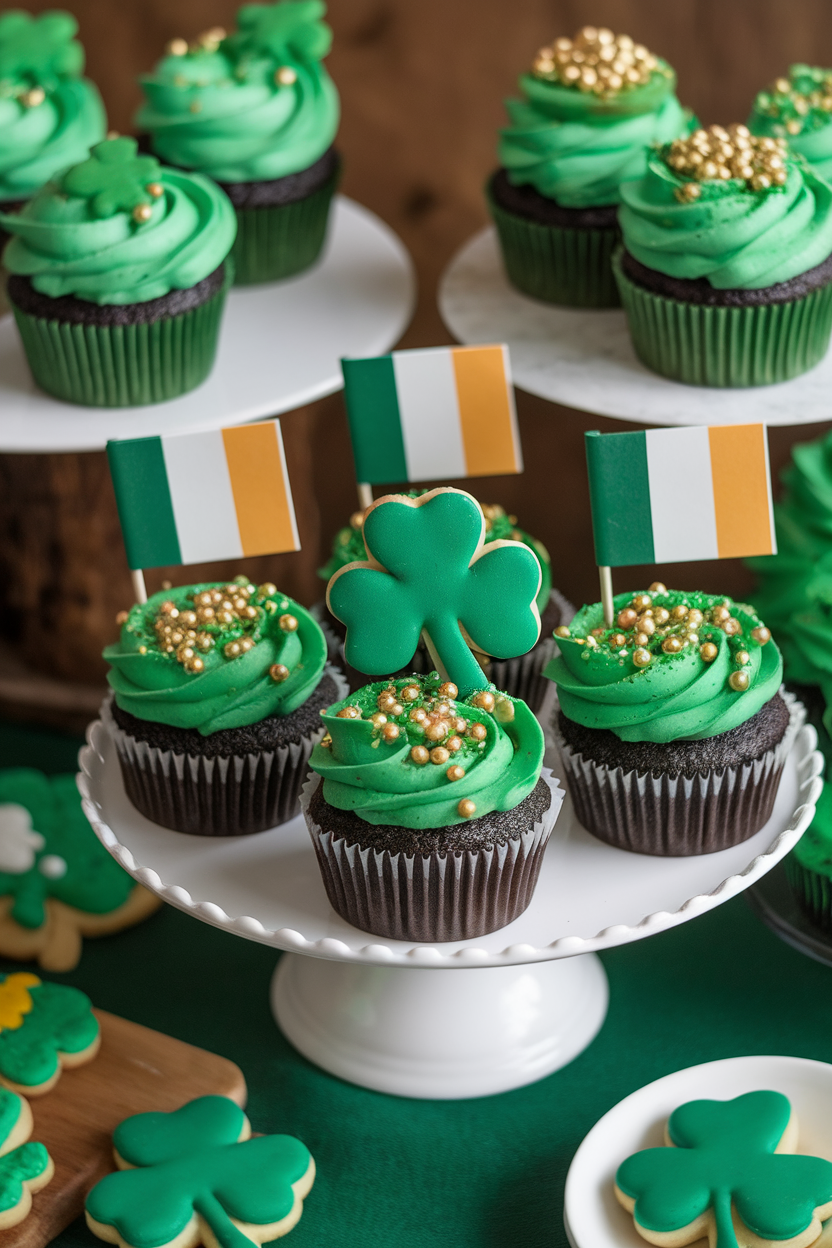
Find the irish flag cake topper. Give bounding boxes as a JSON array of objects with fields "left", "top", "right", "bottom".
[
  {"left": 585, "top": 424, "right": 776, "bottom": 623},
  {"left": 326, "top": 488, "right": 542, "bottom": 696}
]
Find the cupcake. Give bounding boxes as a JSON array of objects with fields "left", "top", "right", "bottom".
[
  {"left": 615, "top": 125, "right": 832, "bottom": 386},
  {"left": 0, "top": 136, "right": 236, "bottom": 407},
  {"left": 103, "top": 578, "right": 345, "bottom": 836},
  {"left": 316, "top": 501, "right": 573, "bottom": 708},
  {"left": 785, "top": 778, "right": 832, "bottom": 930},
  {"left": 136, "top": 2, "right": 340, "bottom": 285},
  {"left": 302, "top": 673, "right": 562, "bottom": 941},
  {"left": 750, "top": 66, "right": 832, "bottom": 184},
  {"left": 489, "top": 25, "right": 690, "bottom": 307},
  {"left": 0, "top": 10, "right": 106, "bottom": 239},
  {"left": 546, "top": 586, "right": 801, "bottom": 855}
]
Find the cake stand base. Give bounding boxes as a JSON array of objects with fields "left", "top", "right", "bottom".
[{"left": 271, "top": 951, "right": 609, "bottom": 1099}]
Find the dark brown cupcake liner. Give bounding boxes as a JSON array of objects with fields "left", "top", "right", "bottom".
[
  {"left": 785, "top": 853, "right": 832, "bottom": 932},
  {"left": 550, "top": 689, "right": 803, "bottom": 856},
  {"left": 103, "top": 666, "right": 347, "bottom": 836},
  {"left": 300, "top": 770, "right": 563, "bottom": 942}
]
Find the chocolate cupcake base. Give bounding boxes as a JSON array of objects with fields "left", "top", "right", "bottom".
[
  {"left": 104, "top": 666, "right": 347, "bottom": 836},
  {"left": 301, "top": 772, "right": 563, "bottom": 942},
  {"left": 551, "top": 689, "right": 803, "bottom": 856}
]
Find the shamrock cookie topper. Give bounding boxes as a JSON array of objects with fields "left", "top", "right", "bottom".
[
  {"left": 86, "top": 1095, "right": 315, "bottom": 1248},
  {"left": 63, "top": 137, "right": 165, "bottom": 223},
  {"left": 615, "top": 1091, "right": 832, "bottom": 1248},
  {"left": 0, "top": 973, "right": 100, "bottom": 1096},
  {"left": 327, "top": 488, "right": 542, "bottom": 696},
  {"left": 0, "top": 1087, "right": 53, "bottom": 1228}
]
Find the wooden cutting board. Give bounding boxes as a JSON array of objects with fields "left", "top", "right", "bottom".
[{"left": 7, "top": 1009, "right": 247, "bottom": 1248}]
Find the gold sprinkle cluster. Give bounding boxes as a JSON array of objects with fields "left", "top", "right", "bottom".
[
  {"left": 326, "top": 675, "right": 513, "bottom": 818},
  {"left": 555, "top": 583, "right": 771, "bottom": 695},
  {"left": 129, "top": 577, "right": 297, "bottom": 676},
  {"left": 166, "top": 27, "right": 226, "bottom": 58},
  {"left": 666, "top": 125, "right": 789, "bottom": 202},
  {"left": 165, "top": 27, "right": 295, "bottom": 92},
  {"left": 755, "top": 67, "right": 832, "bottom": 136},
  {"left": 532, "top": 27, "right": 667, "bottom": 97}
]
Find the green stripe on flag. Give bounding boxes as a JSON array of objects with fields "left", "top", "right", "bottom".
[
  {"left": 341, "top": 356, "right": 408, "bottom": 484},
  {"left": 585, "top": 431, "right": 654, "bottom": 567},
  {"left": 107, "top": 437, "right": 182, "bottom": 570}
]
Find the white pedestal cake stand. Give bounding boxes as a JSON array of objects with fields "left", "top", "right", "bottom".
[
  {"left": 438, "top": 227, "right": 832, "bottom": 428},
  {"left": 0, "top": 197, "right": 416, "bottom": 453},
  {"left": 78, "top": 717, "right": 822, "bottom": 1100}
]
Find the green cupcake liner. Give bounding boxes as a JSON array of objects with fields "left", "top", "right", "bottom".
[
  {"left": 486, "top": 186, "right": 621, "bottom": 308},
  {"left": 784, "top": 851, "right": 832, "bottom": 932},
  {"left": 231, "top": 168, "right": 339, "bottom": 285},
  {"left": 613, "top": 248, "right": 832, "bottom": 387},
  {"left": 9, "top": 263, "right": 231, "bottom": 408}
]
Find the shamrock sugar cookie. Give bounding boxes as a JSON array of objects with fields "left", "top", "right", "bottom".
[
  {"left": 615, "top": 1091, "right": 832, "bottom": 1248},
  {"left": 0, "top": 770, "right": 160, "bottom": 971},
  {"left": 0, "top": 972, "right": 100, "bottom": 1096},
  {"left": 86, "top": 1095, "right": 315, "bottom": 1248},
  {"left": 0, "top": 1087, "right": 53, "bottom": 1228}
]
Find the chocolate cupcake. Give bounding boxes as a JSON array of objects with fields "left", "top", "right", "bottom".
[
  {"left": 103, "top": 578, "right": 345, "bottom": 836},
  {"left": 546, "top": 587, "right": 801, "bottom": 855},
  {"left": 136, "top": 2, "right": 340, "bottom": 285},
  {"left": 0, "top": 136, "right": 236, "bottom": 407},
  {"left": 301, "top": 673, "right": 562, "bottom": 942},
  {"left": 785, "top": 779, "right": 832, "bottom": 930},
  {"left": 750, "top": 66, "right": 832, "bottom": 184},
  {"left": 489, "top": 25, "right": 690, "bottom": 307},
  {"left": 315, "top": 501, "right": 573, "bottom": 708},
  {"left": 615, "top": 125, "right": 832, "bottom": 386}
]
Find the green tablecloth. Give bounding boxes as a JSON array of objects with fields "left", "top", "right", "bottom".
[{"left": 3, "top": 718, "right": 832, "bottom": 1248}]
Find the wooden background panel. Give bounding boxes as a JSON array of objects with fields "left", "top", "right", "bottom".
[{"left": 1, "top": 0, "right": 831, "bottom": 687}]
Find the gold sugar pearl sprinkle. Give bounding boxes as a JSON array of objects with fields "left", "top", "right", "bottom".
[
  {"left": 167, "top": 37, "right": 189, "bottom": 56},
  {"left": 275, "top": 66, "right": 298, "bottom": 86},
  {"left": 381, "top": 723, "right": 400, "bottom": 743},
  {"left": 269, "top": 663, "right": 289, "bottom": 683},
  {"left": 336, "top": 706, "right": 361, "bottom": 719},
  {"left": 409, "top": 707, "right": 427, "bottom": 723},
  {"left": 458, "top": 799, "right": 477, "bottom": 819},
  {"left": 146, "top": 182, "right": 164, "bottom": 199},
  {"left": 632, "top": 648, "right": 652, "bottom": 668},
  {"left": 662, "top": 636, "right": 683, "bottom": 654},
  {"left": 430, "top": 747, "right": 450, "bottom": 765},
  {"left": 555, "top": 625, "right": 571, "bottom": 638},
  {"left": 735, "top": 650, "right": 750, "bottom": 666},
  {"left": 700, "top": 643, "right": 718, "bottom": 661},
  {"left": 446, "top": 735, "right": 462, "bottom": 752},
  {"left": 401, "top": 684, "right": 421, "bottom": 702},
  {"left": 369, "top": 713, "right": 388, "bottom": 727},
  {"left": 424, "top": 721, "right": 449, "bottom": 742},
  {"left": 116, "top": 610, "right": 129, "bottom": 625},
  {"left": 723, "top": 617, "right": 741, "bottom": 635},
  {"left": 410, "top": 746, "right": 429, "bottom": 765},
  {"left": 438, "top": 682, "right": 459, "bottom": 699},
  {"left": 729, "top": 670, "right": 750, "bottom": 692},
  {"left": 470, "top": 691, "right": 495, "bottom": 712},
  {"left": 648, "top": 582, "right": 667, "bottom": 594},
  {"left": 617, "top": 608, "right": 638, "bottom": 628},
  {"left": 224, "top": 641, "right": 241, "bottom": 658},
  {"left": 278, "top": 613, "right": 298, "bottom": 632},
  {"left": 258, "top": 582, "right": 277, "bottom": 597},
  {"left": 447, "top": 765, "right": 465, "bottom": 781},
  {"left": 132, "top": 203, "right": 153, "bottom": 223},
  {"left": 531, "top": 27, "right": 661, "bottom": 98},
  {"left": 469, "top": 723, "right": 487, "bottom": 742},
  {"left": 21, "top": 87, "right": 45, "bottom": 107},
  {"left": 751, "top": 626, "right": 771, "bottom": 644}
]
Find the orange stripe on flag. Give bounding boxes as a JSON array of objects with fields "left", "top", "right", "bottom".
[
  {"left": 222, "top": 423, "right": 300, "bottom": 557},
  {"left": 451, "top": 346, "right": 520, "bottom": 478},
  {"left": 708, "top": 425, "right": 774, "bottom": 559}
]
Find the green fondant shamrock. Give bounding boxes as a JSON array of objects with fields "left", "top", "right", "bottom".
[
  {"left": 327, "top": 488, "right": 542, "bottom": 695},
  {"left": 62, "top": 138, "right": 162, "bottom": 219},
  {"left": 0, "top": 973, "right": 99, "bottom": 1094},
  {"left": 616, "top": 1091, "right": 832, "bottom": 1248},
  {"left": 86, "top": 1096, "right": 315, "bottom": 1248},
  {"left": 227, "top": 1, "right": 332, "bottom": 66},
  {"left": 0, "top": 10, "right": 84, "bottom": 88},
  {"left": 0, "top": 770, "right": 134, "bottom": 931},
  {"left": 0, "top": 1087, "right": 52, "bottom": 1225}
]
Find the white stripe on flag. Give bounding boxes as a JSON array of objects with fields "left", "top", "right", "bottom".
[
  {"left": 645, "top": 427, "right": 719, "bottom": 564},
  {"left": 393, "top": 348, "right": 466, "bottom": 482},
  {"left": 162, "top": 430, "right": 243, "bottom": 564}
]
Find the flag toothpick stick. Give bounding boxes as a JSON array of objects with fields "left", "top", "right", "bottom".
[
  {"left": 599, "top": 566, "right": 614, "bottom": 627},
  {"left": 131, "top": 569, "right": 148, "bottom": 606},
  {"left": 357, "top": 483, "right": 373, "bottom": 511}
]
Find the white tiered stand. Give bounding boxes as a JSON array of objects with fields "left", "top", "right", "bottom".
[{"left": 78, "top": 714, "right": 822, "bottom": 1101}]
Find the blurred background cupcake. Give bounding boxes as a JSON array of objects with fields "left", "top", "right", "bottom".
[
  {"left": 615, "top": 124, "right": 832, "bottom": 386},
  {"left": 103, "top": 578, "right": 345, "bottom": 836},
  {"left": 750, "top": 65, "right": 832, "bottom": 183},
  {"left": 0, "top": 135, "right": 236, "bottom": 406},
  {"left": 137, "top": 0, "right": 340, "bottom": 285},
  {"left": 785, "top": 778, "right": 832, "bottom": 931},
  {"left": 488, "top": 25, "right": 690, "bottom": 307}
]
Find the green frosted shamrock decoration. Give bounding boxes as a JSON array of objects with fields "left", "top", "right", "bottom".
[
  {"left": 327, "top": 488, "right": 542, "bottom": 695},
  {"left": 0, "top": 11, "right": 84, "bottom": 89},
  {"left": 227, "top": 1, "right": 332, "bottom": 67},
  {"left": 616, "top": 1091, "right": 832, "bottom": 1248},
  {"left": 0, "top": 972, "right": 100, "bottom": 1095},
  {"left": 63, "top": 138, "right": 163, "bottom": 220},
  {"left": 86, "top": 1096, "right": 315, "bottom": 1248},
  {"left": 0, "top": 1087, "right": 53, "bottom": 1228}
]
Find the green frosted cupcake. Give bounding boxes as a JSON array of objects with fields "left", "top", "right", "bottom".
[
  {"left": 615, "top": 124, "right": 832, "bottom": 386},
  {"left": 785, "top": 779, "right": 832, "bottom": 930},
  {"left": 0, "top": 136, "right": 236, "bottom": 407},
  {"left": 136, "top": 2, "right": 340, "bottom": 285},
  {"left": 750, "top": 66, "right": 832, "bottom": 184},
  {"left": 489, "top": 25, "right": 690, "bottom": 307}
]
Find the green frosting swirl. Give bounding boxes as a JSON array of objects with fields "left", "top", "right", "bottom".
[
  {"left": 792, "top": 778, "right": 832, "bottom": 876},
  {"left": 310, "top": 673, "right": 544, "bottom": 829},
  {"left": 498, "top": 67, "right": 690, "bottom": 208},
  {"left": 104, "top": 580, "right": 327, "bottom": 736},
  {"left": 619, "top": 147, "right": 832, "bottom": 288},
  {"left": 318, "top": 501, "right": 553, "bottom": 615},
  {"left": 0, "top": 10, "right": 107, "bottom": 202},
  {"left": 750, "top": 66, "right": 832, "bottom": 184},
  {"left": 0, "top": 137, "right": 236, "bottom": 305},
  {"left": 136, "top": 2, "right": 339, "bottom": 184},
  {"left": 545, "top": 589, "right": 782, "bottom": 743}
]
